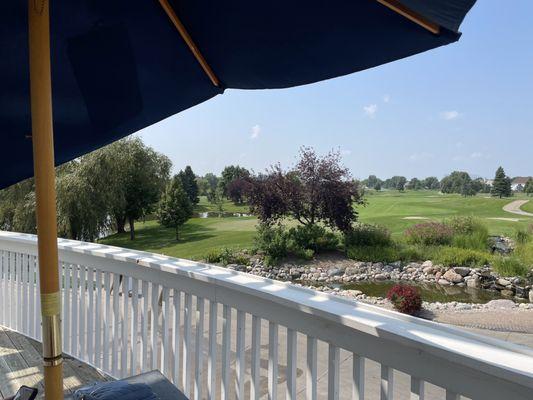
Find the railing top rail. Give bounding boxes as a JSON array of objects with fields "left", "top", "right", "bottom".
[{"left": 1, "top": 230, "right": 533, "bottom": 394}]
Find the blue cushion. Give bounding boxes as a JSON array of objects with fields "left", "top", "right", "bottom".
[{"left": 73, "top": 381, "right": 158, "bottom": 400}]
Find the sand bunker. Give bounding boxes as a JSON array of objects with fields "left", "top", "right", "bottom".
[
  {"left": 403, "top": 216, "right": 429, "bottom": 220},
  {"left": 487, "top": 217, "right": 521, "bottom": 222}
]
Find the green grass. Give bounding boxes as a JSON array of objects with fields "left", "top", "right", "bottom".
[
  {"left": 100, "top": 217, "right": 257, "bottom": 260},
  {"left": 195, "top": 196, "right": 250, "bottom": 213},
  {"left": 358, "top": 190, "right": 532, "bottom": 238},
  {"left": 521, "top": 199, "right": 533, "bottom": 214},
  {"left": 99, "top": 191, "right": 533, "bottom": 261}
]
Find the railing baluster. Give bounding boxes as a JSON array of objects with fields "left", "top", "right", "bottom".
[
  {"left": 445, "top": 391, "right": 460, "bottom": 400},
  {"left": 35, "top": 256, "right": 42, "bottom": 341},
  {"left": 71, "top": 264, "right": 79, "bottom": 357},
  {"left": 4, "top": 251, "right": 11, "bottom": 327},
  {"left": 130, "top": 278, "right": 139, "bottom": 375},
  {"left": 221, "top": 305, "right": 232, "bottom": 400},
  {"left": 328, "top": 345, "right": 340, "bottom": 400},
  {"left": 28, "top": 256, "right": 36, "bottom": 339},
  {"left": 141, "top": 280, "right": 149, "bottom": 373},
  {"left": 352, "top": 354, "right": 365, "bottom": 400},
  {"left": 9, "top": 252, "right": 15, "bottom": 329},
  {"left": 61, "top": 262, "right": 68, "bottom": 352},
  {"left": 381, "top": 365, "right": 394, "bottom": 400},
  {"left": 121, "top": 276, "right": 129, "bottom": 378},
  {"left": 79, "top": 265, "right": 87, "bottom": 361},
  {"left": 194, "top": 297, "right": 205, "bottom": 400},
  {"left": 286, "top": 328, "right": 297, "bottom": 400},
  {"left": 87, "top": 267, "right": 94, "bottom": 365},
  {"left": 112, "top": 273, "right": 120, "bottom": 376},
  {"left": 95, "top": 269, "right": 102, "bottom": 369},
  {"left": 251, "top": 315, "right": 261, "bottom": 400},
  {"left": 183, "top": 292, "right": 192, "bottom": 397},
  {"left": 410, "top": 377, "right": 424, "bottom": 400},
  {"left": 235, "top": 310, "right": 246, "bottom": 400},
  {"left": 173, "top": 289, "right": 182, "bottom": 387},
  {"left": 208, "top": 301, "right": 217, "bottom": 400},
  {"left": 162, "top": 287, "right": 170, "bottom": 377},
  {"left": 150, "top": 282, "right": 160, "bottom": 372},
  {"left": 22, "top": 254, "right": 28, "bottom": 335},
  {"left": 268, "top": 322, "right": 278, "bottom": 400},
  {"left": 16, "top": 252, "right": 22, "bottom": 332},
  {"left": 306, "top": 336, "right": 318, "bottom": 400},
  {"left": 103, "top": 271, "right": 111, "bottom": 373}
]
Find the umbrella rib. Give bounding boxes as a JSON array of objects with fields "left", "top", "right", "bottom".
[
  {"left": 376, "top": 0, "right": 440, "bottom": 35},
  {"left": 158, "top": 0, "right": 220, "bottom": 87}
]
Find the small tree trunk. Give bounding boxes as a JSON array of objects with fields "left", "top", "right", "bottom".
[
  {"left": 176, "top": 226, "right": 179, "bottom": 241},
  {"left": 129, "top": 217, "right": 135, "bottom": 240},
  {"left": 116, "top": 217, "right": 126, "bottom": 234}
]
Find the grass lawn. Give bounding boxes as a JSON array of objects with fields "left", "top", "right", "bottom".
[
  {"left": 358, "top": 190, "right": 532, "bottom": 238},
  {"left": 521, "top": 199, "right": 533, "bottom": 214},
  {"left": 99, "top": 191, "right": 533, "bottom": 259}
]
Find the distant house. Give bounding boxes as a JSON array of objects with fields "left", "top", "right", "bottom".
[
  {"left": 484, "top": 179, "right": 494, "bottom": 187},
  {"left": 511, "top": 177, "right": 531, "bottom": 191}
]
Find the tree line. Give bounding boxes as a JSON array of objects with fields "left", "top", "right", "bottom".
[
  {"left": 363, "top": 167, "right": 532, "bottom": 198},
  {"left": 0, "top": 138, "right": 201, "bottom": 241}
]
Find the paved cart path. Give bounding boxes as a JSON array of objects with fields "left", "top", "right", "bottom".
[{"left": 503, "top": 199, "right": 533, "bottom": 217}]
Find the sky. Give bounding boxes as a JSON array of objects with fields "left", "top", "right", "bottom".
[{"left": 137, "top": 0, "right": 533, "bottom": 181}]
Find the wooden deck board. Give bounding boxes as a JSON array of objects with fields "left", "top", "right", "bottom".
[{"left": 0, "top": 326, "right": 109, "bottom": 399}]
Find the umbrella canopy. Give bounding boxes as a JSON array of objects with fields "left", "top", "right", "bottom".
[{"left": 1, "top": 0, "right": 475, "bottom": 190}]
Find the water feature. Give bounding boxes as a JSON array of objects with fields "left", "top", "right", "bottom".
[
  {"left": 195, "top": 211, "right": 252, "bottom": 218},
  {"left": 340, "top": 281, "right": 523, "bottom": 304}
]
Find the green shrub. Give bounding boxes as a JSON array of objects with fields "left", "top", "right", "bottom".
[
  {"left": 344, "top": 223, "right": 392, "bottom": 247},
  {"left": 452, "top": 231, "right": 489, "bottom": 251},
  {"left": 347, "top": 244, "right": 422, "bottom": 263},
  {"left": 515, "top": 228, "right": 531, "bottom": 245},
  {"left": 287, "top": 225, "right": 339, "bottom": 253},
  {"left": 446, "top": 216, "right": 486, "bottom": 235},
  {"left": 446, "top": 216, "right": 489, "bottom": 251},
  {"left": 492, "top": 256, "right": 529, "bottom": 277},
  {"left": 514, "top": 241, "right": 533, "bottom": 268},
  {"left": 433, "top": 247, "right": 492, "bottom": 267},
  {"left": 204, "top": 247, "right": 249, "bottom": 265},
  {"left": 405, "top": 222, "right": 453, "bottom": 246},
  {"left": 254, "top": 223, "right": 288, "bottom": 264}
]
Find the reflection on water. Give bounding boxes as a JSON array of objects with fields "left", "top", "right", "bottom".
[
  {"left": 196, "top": 211, "right": 252, "bottom": 218},
  {"left": 341, "top": 281, "right": 520, "bottom": 304}
]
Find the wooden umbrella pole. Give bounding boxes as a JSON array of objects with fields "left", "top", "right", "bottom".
[{"left": 28, "top": 1, "right": 64, "bottom": 398}]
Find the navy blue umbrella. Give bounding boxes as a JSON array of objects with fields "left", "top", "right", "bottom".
[
  {"left": 0, "top": 1, "right": 475, "bottom": 397},
  {"left": 1, "top": 0, "right": 476, "bottom": 190}
]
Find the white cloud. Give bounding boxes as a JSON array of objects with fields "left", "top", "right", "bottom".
[
  {"left": 250, "top": 124, "right": 261, "bottom": 139},
  {"left": 383, "top": 94, "right": 390, "bottom": 103},
  {"left": 456, "top": 141, "right": 464, "bottom": 148},
  {"left": 409, "top": 152, "right": 434, "bottom": 161},
  {"left": 470, "top": 152, "right": 490, "bottom": 159},
  {"left": 363, "top": 104, "right": 378, "bottom": 118},
  {"left": 440, "top": 110, "right": 461, "bottom": 120}
]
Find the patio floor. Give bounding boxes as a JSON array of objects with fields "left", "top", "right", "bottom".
[{"left": 0, "top": 326, "right": 109, "bottom": 399}]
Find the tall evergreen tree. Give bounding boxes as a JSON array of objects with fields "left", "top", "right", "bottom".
[
  {"left": 178, "top": 166, "right": 199, "bottom": 204},
  {"left": 491, "top": 166, "right": 512, "bottom": 198},
  {"left": 524, "top": 178, "right": 533, "bottom": 196},
  {"left": 157, "top": 179, "right": 193, "bottom": 240}
]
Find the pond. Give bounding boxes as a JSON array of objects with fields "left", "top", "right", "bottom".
[
  {"left": 195, "top": 211, "right": 252, "bottom": 218},
  {"left": 340, "top": 281, "right": 522, "bottom": 304}
]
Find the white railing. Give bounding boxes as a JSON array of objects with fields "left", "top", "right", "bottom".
[{"left": 1, "top": 231, "right": 533, "bottom": 400}]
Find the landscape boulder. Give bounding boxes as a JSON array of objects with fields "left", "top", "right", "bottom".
[
  {"left": 466, "top": 276, "right": 480, "bottom": 288},
  {"left": 453, "top": 267, "right": 471, "bottom": 277},
  {"left": 443, "top": 269, "right": 463, "bottom": 284}
]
